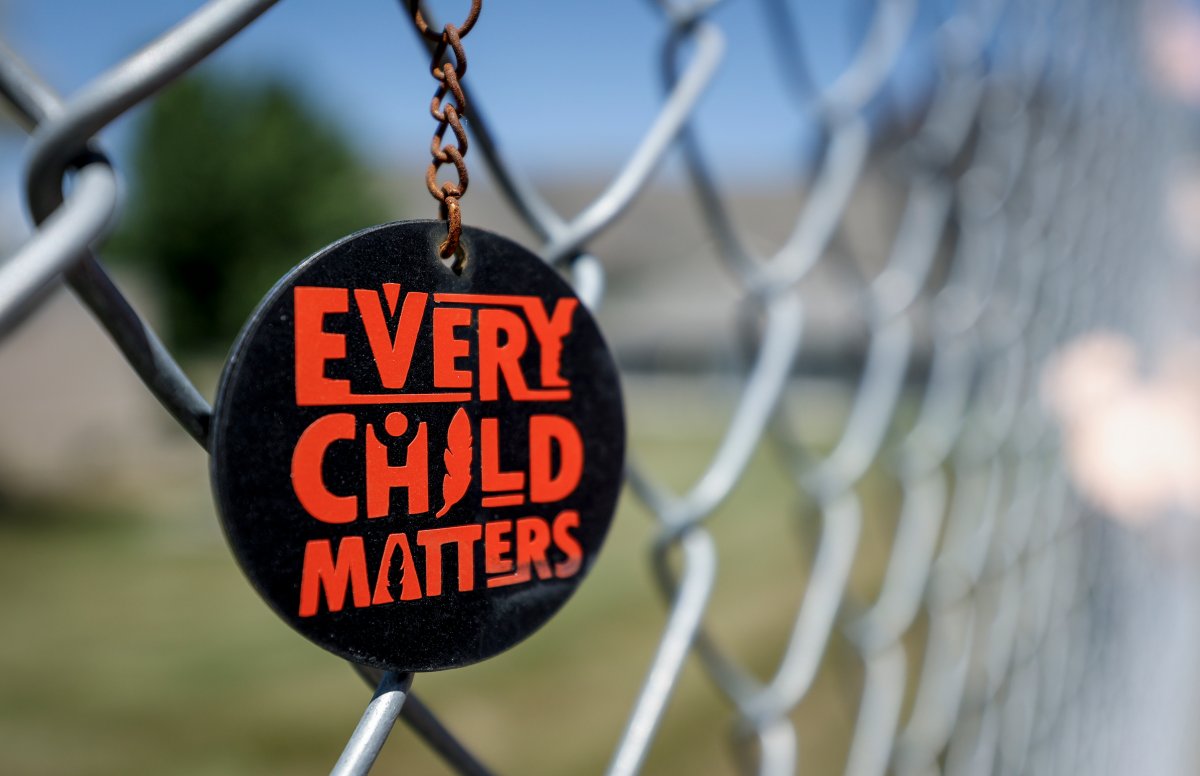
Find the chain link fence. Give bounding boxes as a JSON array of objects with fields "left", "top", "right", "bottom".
[{"left": 0, "top": 0, "right": 1191, "bottom": 773}]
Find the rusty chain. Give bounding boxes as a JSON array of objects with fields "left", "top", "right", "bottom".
[{"left": 414, "top": 0, "right": 480, "bottom": 262}]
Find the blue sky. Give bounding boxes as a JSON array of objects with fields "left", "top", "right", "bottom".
[{"left": 0, "top": 0, "right": 944, "bottom": 243}]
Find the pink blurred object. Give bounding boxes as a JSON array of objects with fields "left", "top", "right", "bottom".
[
  {"left": 1144, "top": 0, "right": 1200, "bottom": 105},
  {"left": 1043, "top": 332, "right": 1200, "bottom": 524}
]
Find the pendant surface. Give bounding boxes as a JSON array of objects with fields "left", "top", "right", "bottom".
[{"left": 210, "top": 221, "right": 625, "bottom": 672}]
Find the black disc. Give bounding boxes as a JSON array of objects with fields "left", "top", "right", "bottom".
[{"left": 209, "top": 221, "right": 625, "bottom": 672}]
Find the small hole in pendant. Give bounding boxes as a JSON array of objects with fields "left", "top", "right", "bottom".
[{"left": 439, "top": 242, "right": 468, "bottom": 275}]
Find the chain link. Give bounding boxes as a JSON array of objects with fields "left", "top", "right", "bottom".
[
  {"left": 414, "top": 0, "right": 480, "bottom": 261},
  {"left": 0, "top": 0, "right": 1188, "bottom": 774}
]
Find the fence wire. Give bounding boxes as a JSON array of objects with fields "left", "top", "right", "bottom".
[{"left": 0, "top": 0, "right": 1186, "bottom": 773}]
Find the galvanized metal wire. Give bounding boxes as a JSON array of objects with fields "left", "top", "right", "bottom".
[{"left": 0, "top": 0, "right": 1184, "bottom": 773}]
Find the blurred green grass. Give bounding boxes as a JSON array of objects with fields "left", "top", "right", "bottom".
[{"left": 0, "top": 381, "right": 920, "bottom": 775}]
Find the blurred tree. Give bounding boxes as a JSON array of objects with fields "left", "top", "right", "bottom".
[{"left": 110, "top": 74, "right": 390, "bottom": 352}]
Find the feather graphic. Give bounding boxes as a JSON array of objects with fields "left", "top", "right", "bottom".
[{"left": 436, "top": 407, "right": 473, "bottom": 517}]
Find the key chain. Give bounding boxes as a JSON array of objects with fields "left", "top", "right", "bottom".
[{"left": 208, "top": 0, "right": 625, "bottom": 672}]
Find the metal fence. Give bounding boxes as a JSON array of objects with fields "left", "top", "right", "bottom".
[{"left": 0, "top": 0, "right": 1186, "bottom": 773}]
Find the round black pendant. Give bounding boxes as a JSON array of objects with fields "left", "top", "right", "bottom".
[{"left": 209, "top": 221, "right": 625, "bottom": 672}]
